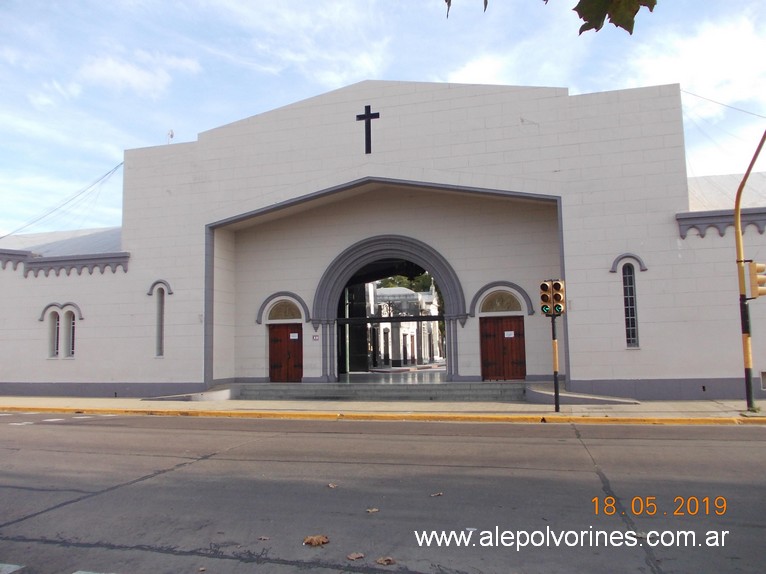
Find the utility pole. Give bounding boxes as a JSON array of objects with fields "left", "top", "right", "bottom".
[{"left": 734, "top": 129, "right": 766, "bottom": 412}]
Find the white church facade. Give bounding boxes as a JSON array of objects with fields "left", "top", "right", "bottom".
[{"left": 1, "top": 80, "right": 765, "bottom": 400}]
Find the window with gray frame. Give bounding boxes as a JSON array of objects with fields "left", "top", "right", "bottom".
[
  {"left": 63, "top": 310, "right": 76, "bottom": 357},
  {"left": 622, "top": 263, "right": 639, "bottom": 347},
  {"left": 49, "top": 311, "right": 60, "bottom": 357},
  {"left": 156, "top": 287, "right": 165, "bottom": 357}
]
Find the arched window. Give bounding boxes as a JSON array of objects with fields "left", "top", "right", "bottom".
[
  {"left": 480, "top": 291, "right": 522, "bottom": 314},
  {"left": 156, "top": 287, "right": 166, "bottom": 357},
  {"left": 622, "top": 264, "right": 639, "bottom": 348},
  {"left": 63, "top": 310, "right": 76, "bottom": 357},
  {"left": 148, "top": 280, "right": 173, "bottom": 357},
  {"left": 49, "top": 311, "right": 60, "bottom": 358},
  {"left": 268, "top": 300, "right": 302, "bottom": 321},
  {"left": 40, "top": 302, "right": 82, "bottom": 359}
]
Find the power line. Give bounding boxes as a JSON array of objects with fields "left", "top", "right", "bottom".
[
  {"left": 1, "top": 162, "right": 123, "bottom": 240},
  {"left": 681, "top": 90, "right": 766, "bottom": 120}
]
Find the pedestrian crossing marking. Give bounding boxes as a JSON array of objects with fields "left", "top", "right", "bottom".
[
  {"left": 43, "top": 418, "right": 65, "bottom": 422},
  {"left": 8, "top": 422, "right": 33, "bottom": 426}
]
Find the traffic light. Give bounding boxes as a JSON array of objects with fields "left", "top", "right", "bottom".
[
  {"left": 552, "top": 280, "right": 566, "bottom": 314},
  {"left": 540, "top": 281, "right": 553, "bottom": 315},
  {"left": 749, "top": 262, "right": 766, "bottom": 299}
]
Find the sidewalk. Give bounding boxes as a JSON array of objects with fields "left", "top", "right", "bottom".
[{"left": 1, "top": 395, "right": 764, "bottom": 425}]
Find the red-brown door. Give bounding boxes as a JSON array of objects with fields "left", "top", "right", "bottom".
[
  {"left": 269, "top": 324, "right": 303, "bottom": 382},
  {"left": 480, "top": 316, "right": 526, "bottom": 380}
]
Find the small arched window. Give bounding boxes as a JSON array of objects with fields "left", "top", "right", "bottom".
[
  {"left": 622, "top": 264, "right": 639, "bottom": 348},
  {"left": 480, "top": 291, "right": 522, "bottom": 314},
  {"left": 148, "top": 280, "right": 173, "bottom": 357},
  {"left": 268, "top": 300, "right": 302, "bottom": 321},
  {"left": 156, "top": 287, "right": 166, "bottom": 357},
  {"left": 63, "top": 310, "right": 76, "bottom": 357},
  {"left": 49, "top": 311, "right": 60, "bottom": 358}
]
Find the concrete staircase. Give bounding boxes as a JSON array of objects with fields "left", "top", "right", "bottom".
[{"left": 235, "top": 382, "right": 526, "bottom": 402}]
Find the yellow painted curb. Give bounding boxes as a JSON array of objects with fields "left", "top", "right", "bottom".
[{"left": 2, "top": 405, "right": 764, "bottom": 425}]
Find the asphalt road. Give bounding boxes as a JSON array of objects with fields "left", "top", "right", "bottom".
[{"left": 0, "top": 412, "right": 764, "bottom": 574}]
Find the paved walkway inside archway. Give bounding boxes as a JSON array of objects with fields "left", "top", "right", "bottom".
[{"left": 339, "top": 365, "right": 448, "bottom": 384}]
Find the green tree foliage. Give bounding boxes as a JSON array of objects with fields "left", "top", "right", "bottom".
[
  {"left": 445, "top": 0, "right": 657, "bottom": 35},
  {"left": 378, "top": 272, "right": 435, "bottom": 292}
]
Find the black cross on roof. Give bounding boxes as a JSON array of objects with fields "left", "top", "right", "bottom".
[{"left": 356, "top": 104, "right": 380, "bottom": 154}]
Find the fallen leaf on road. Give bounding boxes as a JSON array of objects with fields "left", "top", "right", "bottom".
[
  {"left": 347, "top": 552, "right": 365, "bottom": 560},
  {"left": 366, "top": 507, "right": 379, "bottom": 513},
  {"left": 303, "top": 534, "right": 330, "bottom": 546},
  {"left": 328, "top": 483, "right": 338, "bottom": 489},
  {"left": 376, "top": 556, "right": 396, "bottom": 565},
  {"left": 430, "top": 492, "right": 443, "bottom": 497},
  {"left": 258, "top": 536, "right": 270, "bottom": 541}
]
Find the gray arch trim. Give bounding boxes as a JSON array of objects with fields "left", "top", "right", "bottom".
[
  {"left": 468, "top": 281, "right": 535, "bottom": 316},
  {"left": 147, "top": 279, "right": 174, "bottom": 295},
  {"left": 312, "top": 234, "right": 467, "bottom": 326},
  {"left": 38, "top": 302, "right": 84, "bottom": 322},
  {"left": 312, "top": 234, "right": 466, "bottom": 382},
  {"left": 256, "top": 291, "right": 311, "bottom": 324},
  {"left": 609, "top": 253, "right": 648, "bottom": 273}
]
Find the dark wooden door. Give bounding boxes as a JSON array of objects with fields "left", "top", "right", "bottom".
[
  {"left": 269, "top": 324, "right": 303, "bottom": 382},
  {"left": 480, "top": 316, "right": 526, "bottom": 380}
]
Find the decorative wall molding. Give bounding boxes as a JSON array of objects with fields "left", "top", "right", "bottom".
[
  {"left": 147, "top": 279, "right": 174, "bottom": 295},
  {"left": 0, "top": 249, "right": 32, "bottom": 270},
  {"left": 676, "top": 208, "right": 766, "bottom": 239},
  {"left": 38, "top": 302, "right": 84, "bottom": 321},
  {"left": 256, "top": 291, "right": 311, "bottom": 324},
  {"left": 468, "top": 281, "right": 535, "bottom": 316},
  {"left": 609, "top": 253, "right": 648, "bottom": 273},
  {"left": 22, "top": 252, "right": 130, "bottom": 277}
]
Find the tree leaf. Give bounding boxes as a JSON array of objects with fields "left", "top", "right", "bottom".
[
  {"left": 366, "top": 507, "right": 380, "bottom": 513},
  {"left": 327, "top": 483, "right": 338, "bottom": 489},
  {"left": 303, "top": 534, "right": 330, "bottom": 546},
  {"left": 347, "top": 552, "right": 365, "bottom": 560},
  {"left": 430, "top": 492, "right": 443, "bottom": 497},
  {"left": 573, "top": 0, "right": 656, "bottom": 35},
  {"left": 376, "top": 556, "right": 397, "bottom": 565},
  {"left": 573, "top": 0, "right": 610, "bottom": 33}
]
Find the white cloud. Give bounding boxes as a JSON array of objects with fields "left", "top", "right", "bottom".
[
  {"left": 193, "top": 1, "right": 390, "bottom": 88},
  {"left": 76, "top": 51, "right": 200, "bottom": 99},
  {"left": 624, "top": 15, "right": 766, "bottom": 120}
]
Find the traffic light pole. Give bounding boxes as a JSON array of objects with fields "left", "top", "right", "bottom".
[
  {"left": 734, "top": 129, "right": 766, "bottom": 412},
  {"left": 551, "top": 314, "right": 560, "bottom": 412}
]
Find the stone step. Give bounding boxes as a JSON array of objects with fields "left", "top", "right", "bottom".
[{"left": 235, "top": 382, "right": 526, "bottom": 402}]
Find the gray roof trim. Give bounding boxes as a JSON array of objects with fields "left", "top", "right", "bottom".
[
  {"left": 0, "top": 249, "right": 32, "bottom": 270},
  {"left": 23, "top": 252, "right": 130, "bottom": 278},
  {"left": 468, "top": 281, "right": 536, "bottom": 317},
  {"left": 208, "top": 176, "right": 559, "bottom": 230},
  {"left": 676, "top": 207, "right": 766, "bottom": 239}
]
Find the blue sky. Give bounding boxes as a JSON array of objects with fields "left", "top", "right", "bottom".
[{"left": 1, "top": 0, "right": 765, "bottom": 236}]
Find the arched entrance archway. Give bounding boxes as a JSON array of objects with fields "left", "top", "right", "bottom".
[{"left": 312, "top": 235, "right": 467, "bottom": 381}]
